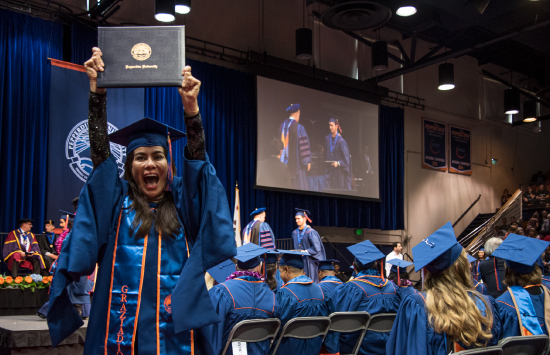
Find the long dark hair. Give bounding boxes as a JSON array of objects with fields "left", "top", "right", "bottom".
[
  {"left": 265, "top": 263, "right": 278, "bottom": 290},
  {"left": 124, "top": 149, "right": 182, "bottom": 240}
]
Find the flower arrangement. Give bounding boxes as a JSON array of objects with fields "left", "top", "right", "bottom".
[{"left": 0, "top": 274, "right": 51, "bottom": 292}]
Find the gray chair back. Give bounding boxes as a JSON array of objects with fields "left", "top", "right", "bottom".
[
  {"left": 328, "top": 312, "right": 371, "bottom": 355},
  {"left": 220, "top": 318, "right": 281, "bottom": 355},
  {"left": 270, "top": 316, "right": 331, "bottom": 355},
  {"left": 499, "top": 335, "right": 549, "bottom": 355},
  {"left": 366, "top": 313, "right": 396, "bottom": 333},
  {"left": 455, "top": 347, "right": 502, "bottom": 355}
]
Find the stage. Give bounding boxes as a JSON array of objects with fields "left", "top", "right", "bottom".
[{"left": 0, "top": 316, "right": 86, "bottom": 355}]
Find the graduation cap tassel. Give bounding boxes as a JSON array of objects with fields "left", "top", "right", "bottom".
[
  {"left": 494, "top": 258, "right": 501, "bottom": 291},
  {"left": 64, "top": 214, "right": 69, "bottom": 231},
  {"left": 304, "top": 212, "right": 312, "bottom": 224},
  {"left": 165, "top": 132, "right": 174, "bottom": 192},
  {"left": 397, "top": 267, "right": 401, "bottom": 287},
  {"left": 381, "top": 259, "right": 385, "bottom": 281},
  {"left": 337, "top": 118, "right": 342, "bottom": 133}
]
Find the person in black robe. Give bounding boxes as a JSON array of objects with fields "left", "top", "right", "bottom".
[{"left": 38, "top": 219, "right": 59, "bottom": 271}]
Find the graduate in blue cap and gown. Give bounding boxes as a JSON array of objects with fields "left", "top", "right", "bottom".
[
  {"left": 324, "top": 116, "right": 352, "bottom": 190},
  {"left": 200, "top": 243, "right": 278, "bottom": 355},
  {"left": 264, "top": 250, "right": 284, "bottom": 292},
  {"left": 47, "top": 48, "right": 236, "bottom": 355},
  {"left": 325, "top": 240, "right": 400, "bottom": 355},
  {"left": 242, "top": 208, "right": 276, "bottom": 249},
  {"left": 492, "top": 234, "right": 550, "bottom": 338},
  {"left": 386, "top": 259, "right": 418, "bottom": 299},
  {"left": 472, "top": 248, "right": 486, "bottom": 282},
  {"left": 275, "top": 250, "right": 332, "bottom": 355},
  {"left": 278, "top": 104, "right": 312, "bottom": 190},
  {"left": 386, "top": 222, "right": 501, "bottom": 355},
  {"left": 316, "top": 259, "right": 343, "bottom": 296},
  {"left": 292, "top": 209, "right": 326, "bottom": 282},
  {"left": 467, "top": 253, "right": 488, "bottom": 295}
]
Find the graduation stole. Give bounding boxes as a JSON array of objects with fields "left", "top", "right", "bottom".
[
  {"left": 280, "top": 119, "right": 294, "bottom": 164},
  {"left": 508, "top": 285, "right": 550, "bottom": 336},
  {"left": 352, "top": 275, "right": 389, "bottom": 288},
  {"left": 243, "top": 220, "right": 259, "bottom": 244}
]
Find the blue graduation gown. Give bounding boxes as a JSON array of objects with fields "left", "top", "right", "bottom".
[
  {"left": 386, "top": 292, "right": 502, "bottom": 355},
  {"left": 327, "top": 274, "right": 401, "bottom": 355},
  {"left": 47, "top": 154, "right": 236, "bottom": 354},
  {"left": 318, "top": 275, "right": 343, "bottom": 296},
  {"left": 279, "top": 119, "right": 312, "bottom": 190},
  {"left": 475, "top": 281, "right": 488, "bottom": 295},
  {"left": 200, "top": 275, "right": 278, "bottom": 355},
  {"left": 275, "top": 269, "right": 284, "bottom": 292},
  {"left": 324, "top": 133, "right": 352, "bottom": 190},
  {"left": 496, "top": 287, "right": 548, "bottom": 338},
  {"left": 291, "top": 226, "right": 326, "bottom": 283},
  {"left": 397, "top": 285, "right": 418, "bottom": 299},
  {"left": 274, "top": 275, "right": 331, "bottom": 355},
  {"left": 542, "top": 276, "right": 550, "bottom": 290}
]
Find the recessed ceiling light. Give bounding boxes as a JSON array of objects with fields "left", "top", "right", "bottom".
[{"left": 396, "top": 6, "right": 417, "bottom": 17}]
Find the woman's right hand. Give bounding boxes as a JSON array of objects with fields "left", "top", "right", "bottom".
[{"left": 84, "top": 47, "right": 106, "bottom": 94}]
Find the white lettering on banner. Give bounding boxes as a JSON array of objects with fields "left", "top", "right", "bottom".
[{"left": 232, "top": 341, "right": 248, "bottom": 355}]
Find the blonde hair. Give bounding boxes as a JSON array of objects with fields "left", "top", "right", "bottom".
[{"left": 423, "top": 250, "right": 493, "bottom": 347}]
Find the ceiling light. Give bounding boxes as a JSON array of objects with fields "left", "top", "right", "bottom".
[
  {"left": 523, "top": 100, "right": 537, "bottom": 122},
  {"left": 396, "top": 6, "right": 417, "bottom": 17},
  {"left": 503, "top": 88, "right": 520, "bottom": 115},
  {"left": 155, "top": 0, "right": 175, "bottom": 22},
  {"left": 175, "top": 0, "right": 191, "bottom": 14},
  {"left": 372, "top": 41, "right": 388, "bottom": 71},
  {"left": 438, "top": 63, "right": 455, "bottom": 90},
  {"left": 296, "top": 28, "right": 312, "bottom": 60}
]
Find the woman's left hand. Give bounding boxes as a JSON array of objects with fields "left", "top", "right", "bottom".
[{"left": 178, "top": 66, "right": 201, "bottom": 116}]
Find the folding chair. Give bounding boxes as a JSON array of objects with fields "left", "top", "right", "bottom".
[
  {"left": 455, "top": 347, "right": 502, "bottom": 355},
  {"left": 270, "top": 316, "right": 331, "bottom": 355},
  {"left": 328, "top": 311, "right": 371, "bottom": 355},
  {"left": 499, "top": 335, "right": 549, "bottom": 355},
  {"left": 366, "top": 313, "right": 397, "bottom": 333},
  {"left": 220, "top": 318, "right": 281, "bottom": 355}
]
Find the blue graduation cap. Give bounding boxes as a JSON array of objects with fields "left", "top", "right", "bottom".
[
  {"left": 234, "top": 243, "right": 269, "bottom": 270},
  {"left": 286, "top": 103, "right": 301, "bottom": 113},
  {"left": 347, "top": 240, "right": 385, "bottom": 269},
  {"left": 387, "top": 259, "right": 413, "bottom": 286},
  {"left": 328, "top": 114, "right": 343, "bottom": 133},
  {"left": 206, "top": 259, "right": 235, "bottom": 284},
  {"left": 59, "top": 210, "right": 75, "bottom": 220},
  {"left": 250, "top": 208, "right": 266, "bottom": 217},
  {"left": 466, "top": 254, "right": 477, "bottom": 264},
  {"left": 314, "top": 259, "right": 339, "bottom": 271},
  {"left": 491, "top": 234, "right": 550, "bottom": 274},
  {"left": 412, "top": 222, "right": 463, "bottom": 274},
  {"left": 295, "top": 208, "right": 312, "bottom": 223},
  {"left": 278, "top": 250, "right": 309, "bottom": 269},
  {"left": 264, "top": 249, "right": 280, "bottom": 264}
]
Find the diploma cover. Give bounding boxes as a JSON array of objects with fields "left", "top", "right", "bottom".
[{"left": 97, "top": 26, "right": 185, "bottom": 88}]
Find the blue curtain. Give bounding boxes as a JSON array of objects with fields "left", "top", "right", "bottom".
[
  {"left": 71, "top": 22, "right": 97, "bottom": 65},
  {"left": 145, "top": 59, "right": 405, "bottom": 240},
  {"left": 0, "top": 10, "right": 63, "bottom": 234}
]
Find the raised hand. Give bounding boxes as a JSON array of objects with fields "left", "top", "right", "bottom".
[
  {"left": 178, "top": 66, "right": 201, "bottom": 116},
  {"left": 84, "top": 47, "right": 106, "bottom": 94}
]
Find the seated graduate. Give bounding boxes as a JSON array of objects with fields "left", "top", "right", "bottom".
[
  {"left": 3, "top": 218, "right": 46, "bottom": 277},
  {"left": 386, "top": 222, "right": 501, "bottom": 355},
  {"left": 467, "top": 254, "right": 488, "bottom": 295},
  {"left": 264, "top": 249, "right": 283, "bottom": 292},
  {"left": 326, "top": 240, "right": 401, "bottom": 355},
  {"left": 492, "top": 234, "right": 550, "bottom": 338},
  {"left": 387, "top": 259, "right": 418, "bottom": 299},
  {"left": 316, "top": 259, "right": 343, "bottom": 296},
  {"left": 200, "top": 243, "right": 278, "bottom": 355},
  {"left": 275, "top": 250, "right": 331, "bottom": 355},
  {"left": 479, "top": 238, "right": 507, "bottom": 299},
  {"left": 39, "top": 219, "right": 59, "bottom": 271}
]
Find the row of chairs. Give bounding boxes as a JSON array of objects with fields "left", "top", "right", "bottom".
[
  {"left": 222, "top": 311, "right": 550, "bottom": 355},
  {"left": 221, "top": 312, "right": 394, "bottom": 355}
]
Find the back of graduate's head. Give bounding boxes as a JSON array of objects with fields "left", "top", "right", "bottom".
[
  {"left": 504, "top": 264, "right": 542, "bottom": 288},
  {"left": 353, "top": 260, "right": 378, "bottom": 273},
  {"left": 278, "top": 264, "right": 302, "bottom": 283}
]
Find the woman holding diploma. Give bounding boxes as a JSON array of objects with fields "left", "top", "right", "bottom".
[{"left": 47, "top": 47, "right": 236, "bottom": 355}]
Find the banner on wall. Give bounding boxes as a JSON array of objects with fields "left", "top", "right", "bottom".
[
  {"left": 422, "top": 118, "right": 447, "bottom": 172},
  {"left": 449, "top": 126, "right": 472, "bottom": 176},
  {"left": 47, "top": 59, "right": 144, "bottom": 221}
]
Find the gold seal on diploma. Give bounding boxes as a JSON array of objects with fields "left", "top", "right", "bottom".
[{"left": 131, "top": 43, "right": 152, "bottom": 61}]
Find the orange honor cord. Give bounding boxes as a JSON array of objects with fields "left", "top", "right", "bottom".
[{"left": 156, "top": 232, "right": 162, "bottom": 355}]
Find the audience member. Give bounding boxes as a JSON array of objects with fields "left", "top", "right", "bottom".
[
  {"left": 509, "top": 216, "right": 518, "bottom": 226},
  {"left": 3, "top": 219, "right": 46, "bottom": 277},
  {"left": 386, "top": 223, "right": 501, "bottom": 354},
  {"left": 499, "top": 218, "right": 508, "bottom": 231},
  {"left": 531, "top": 171, "right": 544, "bottom": 183},
  {"left": 276, "top": 250, "right": 331, "bottom": 355},
  {"left": 501, "top": 189, "right": 511, "bottom": 206},
  {"left": 527, "top": 228, "right": 538, "bottom": 238},
  {"left": 541, "top": 210, "right": 549, "bottom": 230},
  {"left": 537, "top": 183, "right": 550, "bottom": 207},
  {"left": 387, "top": 259, "right": 418, "bottom": 299},
  {"left": 527, "top": 212, "right": 540, "bottom": 231},
  {"left": 516, "top": 227, "right": 525, "bottom": 236},
  {"left": 542, "top": 245, "right": 550, "bottom": 274},
  {"left": 493, "top": 235, "right": 550, "bottom": 338},
  {"left": 38, "top": 220, "right": 59, "bottom": 270},
  {"left": 503, "top": 225, "right": 517, "bottom": 240},
  {"left": 385, "top": 242, "right": 403, "bottom": 277},
  {"left": 327, "top": 240, "right": 401, "bottom": 355},
  {"left": 334, "top": 263, "right": 348, "bottom": 283},
  {"left": 199, "top": 243, "right": 277, "bottom": 355},
  {"left": 315, "top": 260, "right": 343, "bottom": 296},
  {"left": 479, "top": 237, "right": 507, "bottom": 299},
  {"left": 494, "top": 225, "right": 505, "bottom": 237},
  {"left": 523, "top": 186, "right": 536, "bottom": 207}
]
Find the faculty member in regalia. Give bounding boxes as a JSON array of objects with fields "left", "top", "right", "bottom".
[
  {"left": 278, "top": 104, "right": 312, "bottom": 190},
  {"left": 242, "top": 207, "right": 276, "bottom": 249},
  {"left": 3, "top": 218, "right": 46, "bottom": 277},
  {"left": 324, "top": 116, "right": 352, "bottom": 190},
  {"left": 47, "top": 47, "right": 236, "bottom": 355},
  {"left": 39, "top": 220, "right": 59, "bottom": 271},
  {"left": 292, "top": 208, "right": 326, "bottom": 282}
]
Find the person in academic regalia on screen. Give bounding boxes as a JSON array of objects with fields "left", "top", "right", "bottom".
[
  {"left": 47, "top": 48, "right": 236, "bottom": 355},
  {"left": 3, "top": 218, "right": 46, "bottom": 277},
  {"left": 386, "top": 222, "right": 502, "bottom": 355},
  {"left": 324, "top": 240, "right": 401, "bottom": 355},
  {"left": 315, "top": 259, "right": 343, "bottom": 296},
  {"left": 492, "top": 234, "right": 550, "bottom": 338},
  {"left": 386, "top": 258, "right": 419, "bottom": 299},
  {"left": 324, "top": 116, "right": 352, "bottom": 191},
  {"left": 242, "top": 208, "right": 276, "bottom": 249},
  {"left": 291, "top": 208, "right": 326, "bottom": 282},
  {"left": 278, "top": 104, "right": 312, "bottom": 190},
  {"left": 274, "top": 250, "right": 332, "bottom": 355},
  {"left": 199, "top": 243, "right": 278, "bottom": 355}
]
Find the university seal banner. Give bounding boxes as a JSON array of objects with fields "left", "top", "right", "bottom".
[
  {"left": 47, "top": 60, "right": 144, "bottom": 220},
  {"left": 422, "top": 118, "right": 447, "bottom": 172},
  {"left": 449, "top": 125, "right": 472, "bottom": 176}
]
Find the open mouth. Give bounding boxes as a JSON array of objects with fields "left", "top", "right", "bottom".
[{"left": 143, "top": 173, "right": 159, "bottom": 189}]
